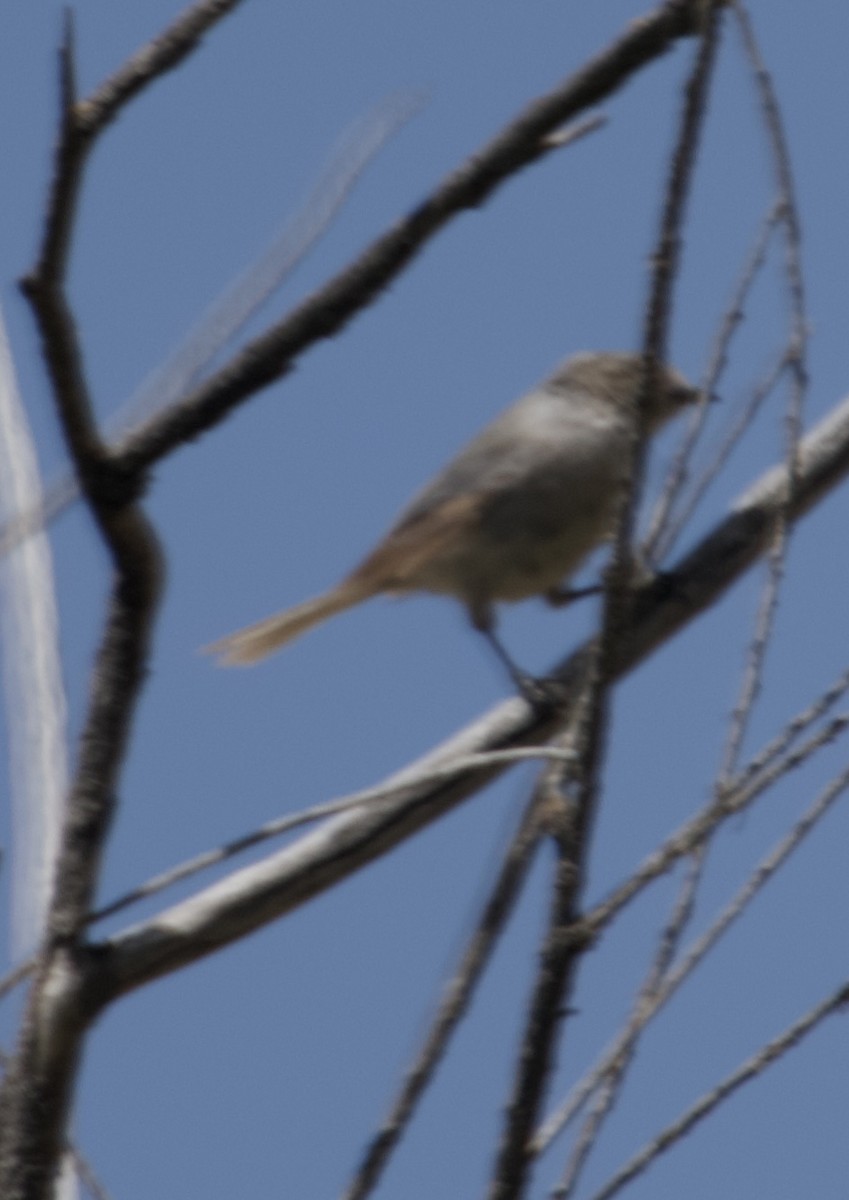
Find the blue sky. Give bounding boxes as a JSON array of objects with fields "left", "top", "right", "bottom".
[{"left": 2, "top": 3, "right": 849, "bottom": 1198}]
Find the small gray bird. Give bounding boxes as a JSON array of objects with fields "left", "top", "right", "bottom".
[{"left": 209, "top": 352, "right": 699, "bottom": 684}]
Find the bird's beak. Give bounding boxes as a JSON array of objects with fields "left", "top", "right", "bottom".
[{"left": 685, "top": 385, "right": 717, "bottom": 405}]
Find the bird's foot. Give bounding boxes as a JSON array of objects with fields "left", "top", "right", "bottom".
[
  {"left": 512, "top": 670, "right": 571, "bottom": 712},
  {"left": 545, "top": 583, "right": 602, "bottom": 608}
]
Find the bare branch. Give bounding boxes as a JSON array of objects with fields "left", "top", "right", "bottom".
[
  {"left": 542, "top": 699, "right": 849, "bottom": 1189},
  {"left": 342, "top": 798, "right": 545, "bottom": 1200},
  {"left": 535, "top": 758, "right": 849, "bottom": 1159},
  {"left": 732, "top": 1, "right": 807, "bottom": 352},
  {"left": 18, "top": 52, "right": 165, "bottom": 945},
  {"left": 729, "top": 665, "right": 849, "bottom": 796},
  {"left": 653, "top": 350, "right": 788, "bottom": 557},
  {"left": 585, "top": 713, "right": 849, "bottom": 937},
  {"left": 644, "top": 201, "right": 783, "bottom": 560},
  {"left": 0, "top": 93, "right": 427, "bottom": 562},
  {"left": 590, "top": 979, "right": 849, "bottom": 1200},
  {"left": 707, "top": 0, "right": 810, "bottom": 789},
  {"left": 88, "top": 746, "right": 577, "bottom": 924},
  {"left": 74, "top": 0, "right": 245, "bottom": 138},
  {"left": 547, "top": 844, "right": 708, "bottom": 1199},
  {"left": 111, "top": 0, "right": 707, "bottom": 474},
  {"left": 485, "top": 10, "right": 724, "bottom": 1197},
  {"left": 32, "top": 1, "right": 242, "bottom": 301},
  {"left": 0, "top": 308, "right": 69, "bottom": 958},
  {"left": 0, "top": 16, "right": 165, "bottom": 1197}
]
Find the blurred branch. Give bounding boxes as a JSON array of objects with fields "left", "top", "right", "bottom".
[
  {"left": 654, "top": 349, "right": 788, "bottom": 556},
  {"left": 645, "top": 200, "right": 784, "bottom": 560},
  {"left": 547, "top": 845, "right": 706, "bottom": 1199},
  {"left": 486, "top": 7, "right": 724, "bottom": 1197},
  {"left": 120, "top": 93, "right": 427, "bottom": 418},
  {"left": 729, "top": 664, "right": 849, "bottom": 795},
  {"left": 0, "top": 960, "right": 34, "bottom": 1005},
  {"left": 0, "top": 307, "right": 69, "bottom": 959},
  {"left": 0, "top": 20, "right": 165, "bottom": 1200},
  {"left": 342, "top": 797, "right": 546, "bottom": 1200},
  {"left": 32, "top": 1, "right": 244, "bottom": 296},
  {"left": 591, "top": 975, "right": 849, "bottom": 1200},
  {"left": 0, "top": 93, "right": 426, "bottom": 559},
  {"left": 584, "top": 713, "right": 849, "bottom": 936},
  {"left": 707, "top": 0, "right": 809, "bottom": 792},
  {"left": 68, "top": 1147, "right": 112, "bottom": 1200},
  {"left": 535, "top": 753, "right": 849, "bottom": 1161},
  {"left": 111, "top": 0, "right": 706, "bottom": 474}
]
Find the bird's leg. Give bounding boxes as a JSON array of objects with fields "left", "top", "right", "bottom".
[
  {"left": 545, "top": 582, "right": 602, "bottom": 608},
  {"left": 546, "top": 555, "right": 667, "bottom": 611},
  {"left": 468, "top": 602, "right": 562, "bottom": 708}
]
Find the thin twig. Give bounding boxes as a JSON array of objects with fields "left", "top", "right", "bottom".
[
  {"left": 549, "top": 844, "right": 708, "bottom": 1198},
  {"left": 711, "top": 0, "right": 809, "bottom": 793},
  {"left": 729, "top": 665, "right": 849, "bottom": 797},
  {"left": 0, "top": 94, "right": 426, "bottom": 560},
  {"left": 342, "top": 797, "right": 546, "bottom": 1200},
  {"left": 552, "top": 626, "right": 844, "bottom": 1183},
  {"left": 585, "top": 713, "right": 849, "bottom": 938},
  {"left": 484, "top": 11, "right": 725, "bottom": 1200},
  {"left": 653, "top": 350, "right": 788, "bottom": 557},
  {"left": 590, "top": 980, "right": 849, "bottom": 1200},
  {"left": 486, "top": 746, "right": 596, "bottom": 1200},
  {"left": 0, "top": 959, "right": 34, "bottom": 1004},
  {"left": 88, "top": 746, "right": 576, "bottom": 924},
  {"left": 732, "top": 2, "right": 807, "bottom": 348},
  {"left": 0, "top": 20, "right": 165, "bottom": 1198},
  {"left": 644, "top": 201, "right": 784, "bottom": 560},
  {"left": 717, "top": 522, "right": 787, "bottom": 783},
  {"left": 535, "top": 759, "right": 849, "bottom": 1157},
  {"left": 111, "top": 1, "right": 706, "bottom": 474},
  {"left": 659, "top": 762, "right": 849, "bottom": 990}
]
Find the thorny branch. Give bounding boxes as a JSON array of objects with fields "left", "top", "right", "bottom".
[
  {"left": 486, "top": 8, "right": 724, "bottom": 1199},
  {"left": 111, "top": 0, "right": 706, "bottom": 474},
  {"left": 0, "top": 19, "right": 164, "bottom": 1200},
  {"left": 591, "top": 976, "right": 849, "bottom": 1200}
]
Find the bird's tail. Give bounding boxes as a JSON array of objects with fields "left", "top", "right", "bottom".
[{"left": 206, "top": 578, "right": 373, "bottom": 665}]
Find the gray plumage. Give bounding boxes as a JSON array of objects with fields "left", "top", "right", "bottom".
[{"left": 209, "top": 352, "right": 699, "bottom": 666}]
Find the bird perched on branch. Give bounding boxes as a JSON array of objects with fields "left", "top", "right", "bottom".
[{"left": 208, "top": 351, "right": 699, "bottom": 690}]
